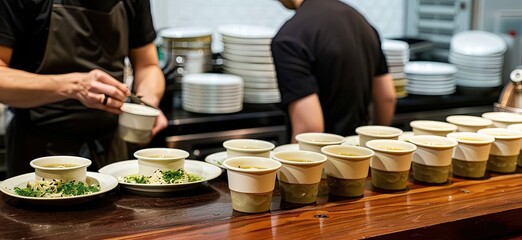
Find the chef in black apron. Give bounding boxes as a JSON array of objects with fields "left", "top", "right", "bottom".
[{"left": 1, "top": 1, "right": 167, "bottom": 177}]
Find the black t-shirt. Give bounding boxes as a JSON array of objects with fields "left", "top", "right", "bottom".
[
  {"left": 271, "top": 0, "right": 389, "bottom": 137},
  {"left": 0, "top": 0, "right": 156, "bottom": 72}
]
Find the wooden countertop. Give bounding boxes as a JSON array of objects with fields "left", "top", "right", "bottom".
[{"left": 1, "top": 170, "right": 522, "bottom": 239}]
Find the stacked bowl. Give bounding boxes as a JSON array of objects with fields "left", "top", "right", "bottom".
[
  {"left": 181, "top": 73, "right": 243, "bottom": 114},
  {"left": 218, "top": 24, "right": 281, "bottom": 104},
  {"left": 405, "top": 61, "right": 457, "bottom": 96},
  {"left": 449, "top": 30, "right": 507, "bottom": 88},
  {"left": 382, "top": 39, "right": 409, "bottom": 98}
]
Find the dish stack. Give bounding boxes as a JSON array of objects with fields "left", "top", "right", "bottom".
[
  {"left": 382, "top": 40, "right": 409, "bottom": 98},
  {"left": 404, "top": 61, "right": 457, "bottom": 95},
  {"left": 181, "top": 73, "right": 243, "bottom": 114},
  {"left": 160, "top": 27, "right": 213, "bottom": 81},
  {"left": 449, "top": 30, "right": 507, "bottom": 88},
  {"left": 218, "top": 24, "right": 281, "bottom": 104}
]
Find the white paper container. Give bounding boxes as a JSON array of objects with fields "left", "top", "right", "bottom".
[
  {"left": 224, "top": 157, "right": 281, "bottom": 193},
  {"left": 365, "top": 140, "right": 417, "bottom": 172},
  {"left": 409, "top": 136, "right": 458, "bottom": 166},
  {"left": 223, "top": 139, "right": 275, "bottom": 159},
  {"left": 508, "top": 124, "right": 522, "bottom": 151},
  {"left": 446, "top": 115, "right": 492, "bottom": 132},
  {"left": 321, "top": 145, "right": 374, "bottom": 179},
  {"left": 30, "top": 156, "right": 92, "bottom": 183},
  {"left": 119, "top": 103, "right": 160, "bottom": 143},
  {"left": 355, "top": 125, "right": 403, "bottom": 148},
  {"left": 478, "top": 128, "right": 522, "bottom": 156},
  {"left": 295, "top": 132, "right": 345, "bottom": 153},
  {"left": 410, "top": 120, "right": 457, "bottom": 136},
  {"left": 447, "top": 132, "right": 495, "bottom": 162},
  {"left": 272, "top": 150, "right": 327, "bottom": 184},
  {"left": 134, "top": 148, "right": 189, "bottom": 175},
  {"left": 482, "top": 112, "right": 522, "bottom": 128}
]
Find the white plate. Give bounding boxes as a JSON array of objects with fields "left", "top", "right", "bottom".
[
  {"left": 182, "top": 73, "right": 243, "bottom": 86},
  {"left": 273, "top": 143, "right": 299, "bottom": 152},
  {"left": 405, "top": 61, "right": 457, "bottom": 75},
  {"left": 451, "top": 30, "right": 507, "bottom": 56},
  {"left": 407, "top": 88, "right": 456, "bottom": 95},
  {"left": 456, "top": 78, "right": 502, "bottom": 87},
  {"left": 222, "top": 35, "right": 272, "bottom": 45},
  {"left": 223, "top": 67, "right": 277, "bottom": 78},
  {"left": 218, "top": 24, "right": 276, "bottom": 39},
  {"left": 391, "top": 72, "right": 406, "bottom": 79},
  {"left": 244, "top": 82, "right": 278, "bottom": 89},
  {"left": 223, "top": 43, "right": 271, "bottom": 52},
  {"left": 242, "top": 76, "right": 278, "bottom": 83},
  {"left": 389, "top": 66, "right": 404, "bottom": 73},
  {"left": 223, "top": 59, "right": 275, "bottom": 71},
  {"left": 183, "top": 104, "right": 243, "bottom": 114},
  {"left": 382, "top": 39, "right": 409, "bottom": 52},
  {"left": 222, "top": 52, "right": 273, "bottom": 64},
  {"left": 0, "top": 172, "right": 118, "bottom": 205},
  {"left": 407, "top": 74, "right": 455, "bottom": 81},
  {"left": 243, "top": 98, "right": 280, "bottom": 104},
  {"left": 223, "top": 48, "right": 272, "bottom": 57},
  {"left": 99, "top": 160, "right": 221, "bottom": 193},
  {"left": 205, "top": 151, "right": 227, "bottom": 169}
]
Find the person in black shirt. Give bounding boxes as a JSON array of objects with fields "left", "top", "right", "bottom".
[
  {"left": 0, "top": 0, "right": 168, "bottom": 177},
  {"left": 272, "top": 0, "right": 396, "bottom": 142}
]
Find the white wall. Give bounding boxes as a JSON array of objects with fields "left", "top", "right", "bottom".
[{"left": 151, "top": 0, "right": 405, "bottom": 52}]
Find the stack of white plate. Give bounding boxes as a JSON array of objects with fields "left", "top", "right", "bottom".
[
  {"left": 382, "top": 39, "right": 409, "bottom": 98},
  {"left": 405, "top": 61, "right": 457, "bottom": 95},
  {"left": 181, "top": 73, "right": 243, "bottom": 114},
  {"left": 218, "top": 24, "right": 281, "bottom": 104},
  {"left": 449, "top": 30, "right": 507, "bottom": 88}
]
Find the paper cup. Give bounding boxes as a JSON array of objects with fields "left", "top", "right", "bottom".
[
  {"left": 134, "top": 148, "right": 189, "bottom": 176},
  {"left": 478, "top": 128, "right": 522, "bottom": 173},
  {"left": 295, "top": 133, "right": 345, "bottom": 153},
  {"left": 30, "top": 156, "right": 91, "bottom": 183},
  {"left": 223, "top": 139, "right": 275, "bottom": 159},
  {"left": 224, "top": 157, "right": 281, "bottom": 213},
  {"left": 508, "top": 123, "right": 522, "bottom": 167},
  {"left": 409, "top": 135, "right": 457, "bottom": 184},
  {"left": 410, "top": 120, "right": 457, "bottom": 136},
  {"left": 272, "top": 150, "right": 327, "bottom": 204},
  {"left": 321, "top": 145, "right": 374, "bottom": 197},
  {"left": 446, "top": 115, "right": 492, "bottom": 132},
  {"left": 355, "top": 125, "right": 403, "bottom": 148},
  {"left": 482, "top": 112, "right": 522, "bottom": 128},
  {"left": 447, "top": 132, "right": 495, "bottom": 178},
  {"left": 119, "top": 103, "right": 161, "bottom": 144},
  {"left": 365, "top": 140, "right": 416, "bottom": 190}
]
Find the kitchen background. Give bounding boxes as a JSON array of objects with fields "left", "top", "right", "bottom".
[{"left": 0, "top": 0, "right": 521, "bottom": 177}]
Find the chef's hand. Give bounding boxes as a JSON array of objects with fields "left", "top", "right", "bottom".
[
  {"left": 70, "top": 69, "right": 130, "bottom": 114},
  {"left": 151, "top": 112, "right": 168, "bottom": 137}
]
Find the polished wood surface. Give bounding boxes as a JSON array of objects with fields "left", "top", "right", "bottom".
[{"left": 1, "top": 170, "right": 522, "bottom": 239}]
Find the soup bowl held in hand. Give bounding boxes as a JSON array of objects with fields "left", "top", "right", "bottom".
[
  {"left": 119, "top": 103, "right": 161, "bottom": 144},
  {"left": 30, "top": 156, "right": 92, "bottom": 183},
  {"left": 134, "top": 148, "right": 190, "bottom": 176}
]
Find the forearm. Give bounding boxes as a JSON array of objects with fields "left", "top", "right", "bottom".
[
  {"left": 133, "top": 64, "right": 164, "bottom": 107},
  {"left": 372, "top": 73, "right": 396, "bottom": 125},
  {"left": 0, "top": 66, "right": 78, "bottom": 108},
  {"left": 289, "top": 93, "right": 324, "bottom": 142}
]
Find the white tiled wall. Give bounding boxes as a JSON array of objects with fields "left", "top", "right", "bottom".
[{"left": 151, "top": 0, "right": 405, "bottom": 52}]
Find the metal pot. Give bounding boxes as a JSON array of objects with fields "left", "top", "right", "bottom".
[{"left": 495, "top": 66, "right": 522, "bottom": 114}]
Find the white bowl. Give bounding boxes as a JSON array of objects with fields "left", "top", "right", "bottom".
[
  {"left": 481, "top": 112, "right": 522, "bottom": 128},
  {"left": 30, "top": 156, "right": 92, "bottom": 183},
  {"left": 410, "top": 120, "right": 457, "bottom": 136},
  {"left": 223, "top": 139, "right": 275, "bottom": 159},
  {"left": 119, "top": 103, "right": 161, "bottom": 143},
  {"left": 133, "top": 148, "right": 190, "bottom": 175}
]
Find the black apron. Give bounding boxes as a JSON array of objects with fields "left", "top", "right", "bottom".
[{"left": 6, "top": 1, "right": 129, "bottom": 177}]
